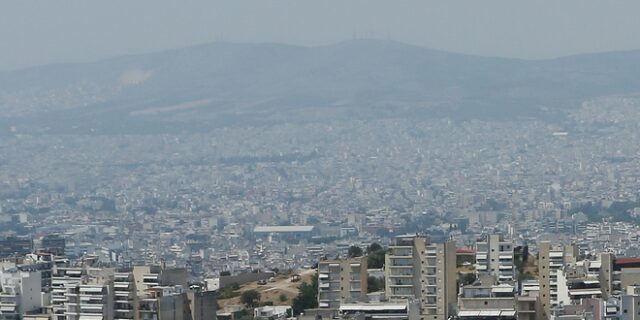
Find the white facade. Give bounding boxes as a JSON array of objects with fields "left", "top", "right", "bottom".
[
  {"left": 475, "top": 234, "right": 515, "bottom": 283},
  {"left": 0, "top": 269, "right": 43, "bottom": 319}
]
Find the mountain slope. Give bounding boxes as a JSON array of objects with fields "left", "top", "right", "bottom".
[{"left": 1, "top": 40, "right": 639, "bottom": 133}]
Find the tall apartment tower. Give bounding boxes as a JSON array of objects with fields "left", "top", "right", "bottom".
[
  {"left": 113, "top": 272, "right": 137, "bottom": 320},
  {"left": 537, "top": 241, "right": 578, "bottom": 319},
  {"left": 385, "top": 234, "right": 456, "bottom": 320},
  {"left": 599, "top": 252, "right": 615, "bottom": 299},
  {"left": 475, "top": 234, "right": 515, "bottom": 283},
  {"left": 317, "top": 256, "right": 368, "bottom": 308}
]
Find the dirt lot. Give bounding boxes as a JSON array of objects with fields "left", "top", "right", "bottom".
[{"left": 218, "top": 269, "right": 316, "bottom": 308}]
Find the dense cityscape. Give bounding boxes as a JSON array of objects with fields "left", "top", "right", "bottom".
[
  {"left": 2, "top": 2, "right": 640, "bottom": 318},
  {"left": 1, "top": 94, "right": 640, "bottom": 319}
]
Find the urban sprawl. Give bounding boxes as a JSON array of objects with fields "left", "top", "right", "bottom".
[{"left": 2, "top": 97, "right": 640, "bottom": 319}]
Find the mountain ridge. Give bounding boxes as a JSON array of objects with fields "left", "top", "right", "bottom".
[{"left": 1, "top": 39, "right": 639, "bottom": 134}]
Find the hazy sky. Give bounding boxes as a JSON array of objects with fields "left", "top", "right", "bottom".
[{"left": 2, "top": 0, "right": 640, "bottom": 70}]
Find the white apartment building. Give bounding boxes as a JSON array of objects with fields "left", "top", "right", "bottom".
[
  {"left": 475, "top": 234, "right": 515, "bottom": 283},
  {"left": 51, "top": 265, "right": 118, "bottom": 320},
  {"left": 0, "top": 269, "right": 43, "bottom": 319}
]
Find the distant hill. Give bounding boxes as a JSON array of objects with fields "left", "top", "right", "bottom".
[{"left": 1, "top": 39, "right": 639, "bottom": 134}]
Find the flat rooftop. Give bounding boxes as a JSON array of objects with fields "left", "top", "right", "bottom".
[{"left": 253, "top": 226, "right": 315, "bottom": 233}]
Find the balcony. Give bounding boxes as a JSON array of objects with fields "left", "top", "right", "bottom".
[
  {"left": 389, "top": 271, "right": 413, "bottom": 277},
  {"left": 389, "top": 248, "right": 413, "bottom": 257}
]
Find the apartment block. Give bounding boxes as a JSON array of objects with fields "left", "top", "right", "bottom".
[
  {"left": 385, "top": 234, "right": 456, "bottom": 320},
  {"left": 113, "top": 272, "right": 137, "bottom": 320},
  {"left": 0, "top": 269, "right": 43, "bottom": 319},
  {"left": 475, "top": 234, "right": 515, "bottom": 283},
  {"left": 64, "top": 282, "right": 114, "bottom": 320},
  {"left": 621, "top": 286, "right": 640, "bottom": 320},
  {"left": 601, "top": 254, "right": 640, "bottom": 299},
  {"left": 537, "top": 242, "right": 578, "bottom": 319},
  {"left": 317, "top": 256, "right": 368, "bottom": 309}
]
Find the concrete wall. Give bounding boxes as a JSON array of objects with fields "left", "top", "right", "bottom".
[
  {"left": 219, "top": 271, "right": 275, "bottom": 288},
  {"left": 159, "top": 293, "right": 192, "bottom": 320},
  {"left": 190, "top": 290, "right": 217, "bottom": 320},
  {"left": 20, "top": 271, "right": 43, "bottom": 314},
  {"left": 458, "top": 297, "right": 517, "bottom": 310}
]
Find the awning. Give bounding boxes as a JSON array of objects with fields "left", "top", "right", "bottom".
[
  {"left": 479, "top": 310, "right": 502, "bottom": 316},
  {"left": 569, "top": 289, "right": 602, "bottom": 296},
  {"left": 458, "top": 310, "right": 480, "bottom": 317}
]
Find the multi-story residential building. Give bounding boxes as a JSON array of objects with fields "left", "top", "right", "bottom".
[
  {"left": 601, "top": 255, "right": 640, "bottom": 299},
  {"left": 20, "top": 253, "right": 57, "bottom": 291},
  {"left": 132, "top": 265, "right": 188, "bottom": 297},
  {"left": 51, "top": 266, "right": 85, "bottom": 320},
  {"left": 457, "top": 280, "right": 517, "bottom": 319},
  {"left": 113, "top": 272, "right": 137, "bottom": 320},
  {"left": 0, "top": 268, "right": 43, "bottom": 319},
  {"left": 385, "top": 234, "right": 456, "bottom": 320},
  {"left": 50, "top": 262, "right": 121, "bottom": 320},
  {"left": 339, "top": 300, "right": 421, "bottom": 320},
  {"left": 537, "top": 242, "right": 578, "bottom": 319},
  {"left": 189, "top": 287, "right": 218, "bottom": 320},
  {"left": 555, "top": 261, "right": 603, "bottom": 307},
  {"left": 621, "top": 285, "right": 640, "bottom": 320},
  {"left": 64, "top": 282, "right": 114, "bottom": 320},
  {"left": 475, "top": 234, "right": 515, "bottom": 283},
  {"left": 317, "top": 256, "right": 368, "bottom": 309},
  {"left": 138, "top": 286, "right": 192, "bottom": 320}
]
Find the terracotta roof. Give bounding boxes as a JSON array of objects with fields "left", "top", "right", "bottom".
[
  {"left": 457, "top": 248, "right": 476, "bottom": 254},
  {"left": 615, "top": 257, "right": 640, "bottom": 266}
]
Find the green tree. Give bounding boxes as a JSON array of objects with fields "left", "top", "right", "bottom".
[
  {"left": 367, "top": 276, "right": 384, "bottom": 293},
  {"left": 279, "top": 293, "right": 288, "bottom": 302},
  {"left": 460, "top": 272, "right": 476, "bottom": 286},
  {"left": 241, "top": 290, "right": 261, "bottom": 308},
  {"left": 292, "top": 273, "right": 318, "bottom": 315},
  {"left": 366, "top": 243, "right": 382, "bottom": 254},
  {"left": 367, "top": 243, "right": 387, "bottom": 269},
  {"left": 348, "top": 245, "right": 363, "bottom": 258}
]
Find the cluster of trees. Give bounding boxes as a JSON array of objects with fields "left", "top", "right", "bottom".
[
  {"left": 347, "top": 243, "right": 387, "bottom": 269},
  {"left": 292, "top": 273, "right": 318, "bottom": 315},
  {"left": 240, "top": 290, "right": 261, "bottom": 308},
  {"left": 366, "top": 243, "right": 386, "bottom": 268},
  {"left": 367, "top": 276, "right": 384, "bottom": 293}
]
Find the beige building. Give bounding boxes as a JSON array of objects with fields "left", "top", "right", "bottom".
[
  {"left": 317, "top": 256, "right": 368, "bottom": 309},
  {"left": 601, "top": 254, "right": 640, "bottom": 299},
  {"left": 537, "top": 242, "right": 578, "bottom": 319},
  {"left": 385, "top": 234, "right": 456, "bottom": 320}
]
